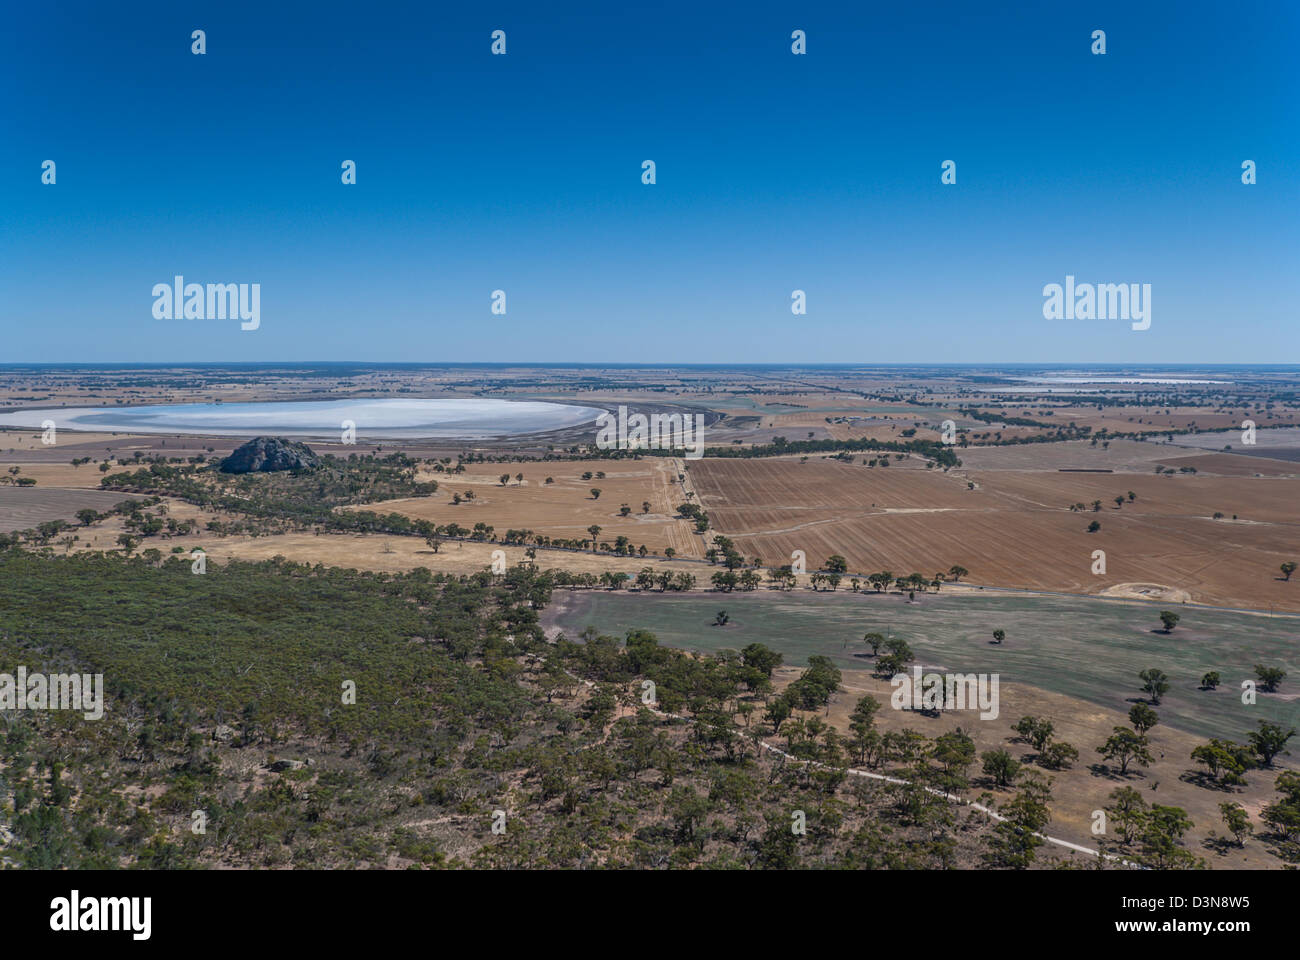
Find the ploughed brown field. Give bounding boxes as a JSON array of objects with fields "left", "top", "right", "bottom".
[
  {"left": 1155, "top": 453, "right": 1300, "bottom": 477},
  {"left": 691, "top": 455, "right": 1300, "bottom": 611},
  {"left": 0, "top": 487, "right": 140, "bottom": 533}
]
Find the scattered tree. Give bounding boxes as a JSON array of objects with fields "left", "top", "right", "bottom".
[
  {"left": 1254, "top": 665, "right": 1286, "bottom": 692},
  {"left": 1248, "top": 720, "right": 1295, "bottom": 767},
  {"left": 1128, "top": 703, "right": 1159, "bottom": 734},
  {"left": 1013, "top": 716, "right": 1055, "bottom": 754},
  {"left": 1097, "top": 727, "right": 1152, "bottom": 775},
  {"left": 1139, "top": 668, "right": 1170, "bottom": 705},
  {"left": 981, "top": 749, "right": 1021, "bottom": 787},
  {"left": 1219, "top": 801, "right": 1252, "bottom": 846}
]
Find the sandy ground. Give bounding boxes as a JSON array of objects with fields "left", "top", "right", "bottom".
[
  {"left": 783, "top": 664, "right": 1296, "bottom": 869},
  {"left": 0, "top": 430, "right": 143, "bottom": 454},
  {"left": 195, "top": 530, "right": 710, "bottom": 580}
]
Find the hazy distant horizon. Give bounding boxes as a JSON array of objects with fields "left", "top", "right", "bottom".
[{"left": 3, "top": 361, "right": 1299, "bottom": 371}]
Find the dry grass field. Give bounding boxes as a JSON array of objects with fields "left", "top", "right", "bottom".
[
  {"left": 195, "top": 531, "right": 707, "bottom": 580},
  {"left": 10, "top": 489, "right": 715, "bottom": 584},
  {"left": 0, "top": 430, "right": 135, "bottom": 453},
  {"left": 360, "top": 458, "right": 706, "bottom": 559}
]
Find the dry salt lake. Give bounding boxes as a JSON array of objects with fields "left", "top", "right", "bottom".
[{"left": 0, "top": 398, "right": 606, "bottom": 440}]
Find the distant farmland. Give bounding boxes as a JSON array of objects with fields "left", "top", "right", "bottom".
[{"left": 0, "top": 487, "right": 136, "bottom": 533}]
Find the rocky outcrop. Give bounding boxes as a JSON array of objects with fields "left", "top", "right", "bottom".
[{"left": 219, "top": 436, "right": 319, "bottom": 474}]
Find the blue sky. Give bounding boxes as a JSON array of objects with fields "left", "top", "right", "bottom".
[{"left": 1, "top": 1, "right": 1296, "bottom": 363}]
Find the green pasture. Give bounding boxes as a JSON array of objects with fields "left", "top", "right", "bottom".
[{"left": 552, "top": 589, "right": 1298, "bottom": 742}]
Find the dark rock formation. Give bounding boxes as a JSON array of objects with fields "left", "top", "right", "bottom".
[{"left": 219, "top": 436, "right": 319, "bottom": 474}]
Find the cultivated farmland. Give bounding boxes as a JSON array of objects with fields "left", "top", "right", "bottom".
[{"left": 691, "top": 455, "right": 1300, "bottom": 611}]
